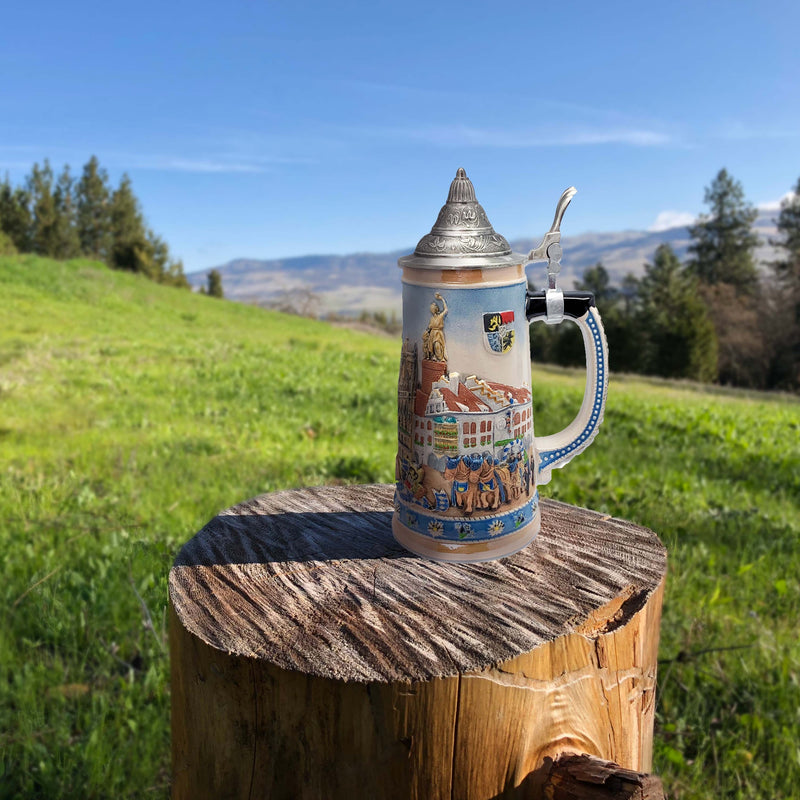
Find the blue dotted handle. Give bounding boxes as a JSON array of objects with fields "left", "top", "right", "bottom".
[{"left": 533, "top": 308, "right": 608, "bottom": 485}]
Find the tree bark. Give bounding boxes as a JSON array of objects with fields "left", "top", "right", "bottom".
[
  {"left": 542, "top": 754, "right": 665, "bottom": 799},
  {"left": 170, "top": 484, "right": 666, "bottom": 800}
]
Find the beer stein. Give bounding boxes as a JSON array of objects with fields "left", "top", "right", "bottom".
[{"left": 393, "top": 168, "right": 608, "bottom": 562}]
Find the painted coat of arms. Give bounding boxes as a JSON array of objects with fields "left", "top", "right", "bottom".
[{"left": 483, "top": 310, "right": 515, "bottom": 353}]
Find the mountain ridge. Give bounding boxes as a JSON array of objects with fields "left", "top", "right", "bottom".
[{"left": 188, "top": 210, "right": 780, "bottom": 315}]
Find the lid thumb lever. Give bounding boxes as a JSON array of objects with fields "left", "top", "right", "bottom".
[{"left": 526, "top": 187, "right": 577, "bottom": 324}]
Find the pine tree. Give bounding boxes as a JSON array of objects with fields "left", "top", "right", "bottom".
[
  {"left": 109, "top": 174, "right": 153, "bottom": 276},
  {"left": 620, "top": 273, "right": 640, "bottom": 316},
  {"left": 206, "top": 269, "right": 224, "bottom": 298},
  {"left": 0, "top": 175, "right": 32, "bottom": 252},
  {"left": 638, "top": 243, "right": 717, "bottom": 382},
  {"left": 766, "top": 178, "right": 800, "bottom": 388},
  {"left": 2, "top": 156, "right": 188, "bottom": 291},
  {"left": 687, "top": 168, "right": 759, "bottom": 295},
  {"left": 576, "top": 263, "right": 641, "bottom": 373},
  {"left": 575, "top": 262, "right": 618, "bottom": 304},
  {"left": 28, "top": 161, "right": 60, "bottom": 256},
  {"left": 147, "top": 229, "right": 189, "bottom": 287},
  {"left": 772, "top": 178, "right": 800, "bottom": 293},
  {"left": 148, "top": 229, "right": 169, "bottom": 278},
  {"left": 164, "top": 258, "right": 190, "bottom": 288},
  {"left": 52, "top": 165, "right": 81, "bottom": 259},
  {"left": 75, "top": 156, "right": 112, "bottom": 261}
]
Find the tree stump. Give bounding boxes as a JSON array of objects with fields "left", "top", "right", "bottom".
[{"left": 169, "top": 484, "right": 666, "bottom": 800}]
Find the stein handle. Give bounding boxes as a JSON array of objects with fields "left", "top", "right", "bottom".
[{"left": 525, "top": 290, "right": 608, "bottom": 485}]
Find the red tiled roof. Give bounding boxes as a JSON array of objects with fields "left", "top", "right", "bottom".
[
  {"left": 436, "top": 388, "right": 461, "bottom": 411},
  {"left": 457, "top": 383, "right": 490, "bottom": 411},
  {"left": 436, "top": 385, "right": 488, "bottom": 413},
  {"left": 416, "top": 374, "right": 526, "bottom": 417},
  {"left": 486, "top": 381, "right": 531, "bottom": 404}
]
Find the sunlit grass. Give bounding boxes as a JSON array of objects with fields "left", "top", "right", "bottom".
[{"left": 1, "top": 255, "right": 798, "bottom": 798}]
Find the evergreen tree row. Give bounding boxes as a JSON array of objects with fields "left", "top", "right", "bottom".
[
  {"left": 532, "top": 169, "right": 800, "bottom": 392},
  {"left": 0, "top": 157, "right": 189, "bottom": 288}
]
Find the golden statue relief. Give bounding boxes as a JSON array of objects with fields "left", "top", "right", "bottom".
[{"left": 422, "top": 293, "right": 448, "bottom": 362}]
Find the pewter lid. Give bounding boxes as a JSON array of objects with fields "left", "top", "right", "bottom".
[{"left": 398, "top": 168, "right": 524, "bottom": 270}]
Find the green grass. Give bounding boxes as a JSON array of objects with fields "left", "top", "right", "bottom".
[{"left": 1, "top": 255, "right": 798, "bottom": 799}]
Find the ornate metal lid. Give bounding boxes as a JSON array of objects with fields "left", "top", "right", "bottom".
[{"left": 398, "top": 168, "right": 524, "bottom": 270}]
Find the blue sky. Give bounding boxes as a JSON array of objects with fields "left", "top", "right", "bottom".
[{"left": 1, "top": 1, "right": 797, "bottom": 272}]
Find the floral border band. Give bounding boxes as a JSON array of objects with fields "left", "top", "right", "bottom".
[{"left": 394, "top": 490, "right": 539, "bottom": 542}]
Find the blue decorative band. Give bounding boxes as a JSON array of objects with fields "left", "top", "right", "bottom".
[
  {"left": 539, "top": 309, "right": 606, "bottom": 470},
  {"left": 394, "top": 490, "right": 539, "bottom": 542}
]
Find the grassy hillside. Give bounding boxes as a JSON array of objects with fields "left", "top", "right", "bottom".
[{"left": 1, "top": 255, "right": 798, "bottom": 798}]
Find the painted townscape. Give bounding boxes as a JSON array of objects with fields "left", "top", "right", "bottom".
[{"left": 396, "top": 294, "right": 536, "bottom": 519}]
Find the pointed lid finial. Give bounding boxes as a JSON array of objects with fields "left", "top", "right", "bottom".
[
  {"left": 399, "top": 168, "right": 523, "bottom": 270},
  {"left": 447, "top": 168, "right": 476, "bottom": 203}
]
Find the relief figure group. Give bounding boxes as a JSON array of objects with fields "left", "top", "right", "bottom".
[{"left": 400, "top": 444, "right": 532, "bottom": 517}]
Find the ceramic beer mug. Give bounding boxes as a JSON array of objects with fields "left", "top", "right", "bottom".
[{"left": 393, "top": 168, "right": 608, "bottom": 562}]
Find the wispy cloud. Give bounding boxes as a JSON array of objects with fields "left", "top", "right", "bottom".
[
  {"left": 758, "top": 191, "right": 796, "bottom": 212},
  {"left": 350, "top": 124, "right": 673, "bottom": 149},
  {"left": 716, "top": 122, "right": 799, "bottom": 142},
  {"left": 649, "top": 210, "right": 696, "bottom": 232},
  {"left": 649, "top": 196, "right": 795, "bottom": 231},
  {"left": 332, "top": 79, "right": 669, "bottom": 128},
  {"left": 101, "top": 149, "right": 316, "bottom": 174},
  {"left": 122, "top": 156, "right": 270, "bottom": 174},
  {"left": 0, "top": 146, "right": 312, "bottom": 175}
]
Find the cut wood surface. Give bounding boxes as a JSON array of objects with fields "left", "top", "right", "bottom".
[
  {"left": 170, "top": 484, "right": 665, "bottom": 683},
  {"left": 170, "top": 484, "right": 667, "bottom": 800}
]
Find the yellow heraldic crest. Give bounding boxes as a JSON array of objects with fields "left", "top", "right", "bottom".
[{"left": 483, "top": 310, "right": 515, "bottom": 353}]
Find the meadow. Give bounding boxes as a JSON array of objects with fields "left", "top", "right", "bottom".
[{"left": 1, "top": 255, "right": 798, "bottom": 799}]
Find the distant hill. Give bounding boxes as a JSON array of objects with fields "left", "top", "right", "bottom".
[{"left": 188, "top": 210, "right": 780, "bottom": 316}]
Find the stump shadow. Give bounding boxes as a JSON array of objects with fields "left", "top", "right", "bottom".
[{"left": 173, "top": 509, "right": 409, "bottom": 567}]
